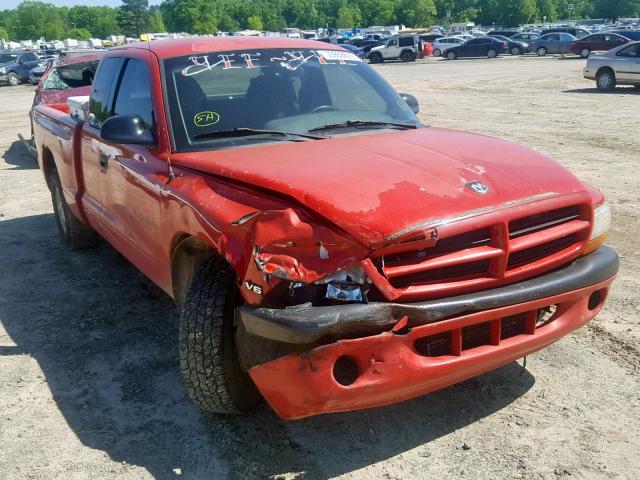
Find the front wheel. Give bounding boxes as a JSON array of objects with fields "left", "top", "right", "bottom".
[
  {"left": 511, "top": 47, "right": 521, "bottom": 55},
  {"left": 447, "top": 51, "right": 457, "bottom": 60},
  {"left": 580, "top": 48, "right": 591, "bottom": 58},
  {"left": 433, "top": 48, "right": 441, "bottom": 57},
  {"left": 7, "top": 72, "right": 19, "bottom": 86},
  {"left": 369, "top": 52, "right": 383, "bottom": 64},
  {"left": 596, "top": 69, "right": 616, "bottom": 91},
  {"left": 537, "top": 47, "right": 547, "bottom": 56},
  {"left": 487, "top": 49, "right": 497, "bottom": 58},
  {"left": 179, "top": 258, "right": 261, "bottom": 414}
]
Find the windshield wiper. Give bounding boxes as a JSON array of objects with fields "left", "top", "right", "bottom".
[
  {"left": 308, "top": 120, "right": 418, "bottom": 133},
  {"left": 193, "top": 128, "right": 325, "bottom": 141}
]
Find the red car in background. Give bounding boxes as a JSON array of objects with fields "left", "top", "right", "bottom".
[
  {"left": 571, "top": 32, "right": 629, "bottom": 58},
  {"left": 24, "top": 53, "right": 103, "bottom": 157}
]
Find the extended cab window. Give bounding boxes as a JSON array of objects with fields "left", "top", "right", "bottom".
[
  {"left": 89, "top": 57, "right": 125, "bottom": 126},
  {"left": 112, "top": 58, "right": 154, "bottom": 129}
]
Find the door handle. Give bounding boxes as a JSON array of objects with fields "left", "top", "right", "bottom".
[{"left": 99, "top": 153, "right": 108, "bottom": 170}]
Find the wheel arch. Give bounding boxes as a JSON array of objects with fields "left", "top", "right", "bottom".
[
  {"left": 596, "top": 66, "right": 615, "bottom": 78},
  {"left": 171, "top": 234, "right": 226, "bottom": 312},
  {"left": 41, "top": 145, "right": 57, "bottom": 191}
]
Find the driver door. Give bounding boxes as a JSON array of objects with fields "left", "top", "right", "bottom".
[{"left": 384, "top": 38, "right": 399, "bottom": 59}]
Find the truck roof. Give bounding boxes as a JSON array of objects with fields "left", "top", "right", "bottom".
[{"left": 118, "top": 37, "right": 344, "bottom": 59}]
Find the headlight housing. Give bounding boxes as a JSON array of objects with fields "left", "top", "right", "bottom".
[
  {"left": 583, "top": 201, "right": 611, "bottom": 255},
  {"left": 0, "top": 67, "right": 6, "bottom": 74}
]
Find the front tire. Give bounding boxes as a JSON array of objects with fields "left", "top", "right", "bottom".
[
  {"left": 596, "top": 69, "right": 616, "bottom": 91},
  {"left": 488, "top": 49, "right": 497, "bottom": 58},
  {"left": 447, "top": 50, "right": 457, "bottom": 60},
  {"left": 49, "top": 170, "right": 98, "bottom": 249},
  {"left": 179, "top": 258, "right": 261, "bottom": 414},
  {"left": 537, "top": 47, "right": 547, "bottom": 56},
  {"left": 433, "top": 48, "right": 441, "bottom": 57},
  {"left": 7, "top": 72, "right": 19, "bottom": 86},
  {"left": 369, "top": 52, "right": 383, "bottom": 64},
  {"left": 580, "top": 48, "right": 590, "bottom": 58},
  {"left": 511, "top": 47, "right": 521, "bottom": 55}
]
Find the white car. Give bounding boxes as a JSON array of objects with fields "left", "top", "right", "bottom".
[
  {"left": 432, "top": 37, "right": 466, "bottom": 57},
  {"left": 583, "top": 41, "right": 640, "bottom": 91}
]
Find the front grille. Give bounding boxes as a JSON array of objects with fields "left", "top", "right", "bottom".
[{"left": 369, "top": 201, "right": 591, "bottom": 301}]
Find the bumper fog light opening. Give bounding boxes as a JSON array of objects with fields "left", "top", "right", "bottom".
[{"left": 333, "top": 356, "right": 360, "bottom": 386}]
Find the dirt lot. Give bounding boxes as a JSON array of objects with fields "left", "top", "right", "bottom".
[{"left": 1, "top": 56, "right": 639, "bottom": 480}]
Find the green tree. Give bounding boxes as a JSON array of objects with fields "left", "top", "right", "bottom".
[
  {"left": 0, "top": 26, "right": 9, "bottom": 40},
  {"left": 500, "top": 0, "right": 537, "bottom": 26},
  {"left": 397, "top": 0, "right": 437, "bottom": 26},
  {"left": 7, "top": 1, "right": 66, "bottom": 40},
  {"left": 117, "top": 0, "right": 151, "bottom": 37},
  {"left": 149, "top": 8, "right": 165, "bottom": 32},
  {"left": 337, "top": 2, "right": 362, "bottom": 27},
  {"left": 246, "top": 14, "right": 264, "bottom": 30},
  {"left": 93, "top": 7, "right": 121, "bottom": 38},
  {"left": 66, "top": 27, "right": 92, "bottom": 40}
]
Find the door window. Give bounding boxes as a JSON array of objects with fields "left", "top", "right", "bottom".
[
  {"left": 617, "top": 44, "right": 639, "bottom": 57},
  {"left": 387, "top": 38, "right": 398, "bottom": 47},
  {"left": 89, "top": 57, "right": 125, "bottom": 127},
  {"left": 112, "top": 58, "right": 154, "bottom": 129}
]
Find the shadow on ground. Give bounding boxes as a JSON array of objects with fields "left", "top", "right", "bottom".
[
  {"left": 563, "top": 86, "right": 640, "bottom": 94},
  {"left": 2, "top": 140, "right": 37, "bottom": 170},
  {"left": 0, "top": 213, "right": 535, "bottom": 480}
]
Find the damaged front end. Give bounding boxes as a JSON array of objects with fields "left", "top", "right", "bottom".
[{"left": 223, "top": 200, "right": 618, "bottom": 420}]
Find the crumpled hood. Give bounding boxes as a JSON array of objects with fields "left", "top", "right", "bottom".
[{"left": 172, "top": 127, "right": 586, "bottom": 247}]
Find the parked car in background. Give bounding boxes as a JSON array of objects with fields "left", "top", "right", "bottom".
[
  {"left": 444, "top": 37, "right": 509, "bottom": 60},
  {"left": 419, "top": 34, "right": 444, "bottom": 43},
  {"left": 431, "top": 36, "right": 465, "bottom": 57},
  {"left": 614, "top": 30, "right": 640, "bottom": 41},
  {"left": 583, "top": 41, "right": 640, "bottom": 91},
  {"left": 352, "top": 39, "right": 384, "bottom": 55},
  {"left": 528, "top": 33, "right": 577, "bottom": 56},
  {"left": 29, "top": 58, "right": 54, "bottom": 85},
  {"left": 541, "top": 27, "right": 590, "bottom": 39},
  {"left": 488, "top": 30, "right": 520, "bottom": 37},
  {"left": 490, "top": 34, "right": 529, "bottom": 55},
  {"left": 571, "top": 32, "right": 629, "bottom": 58},
  {"left": 510, "top": 32, "right": 540, "bottom": 42},
  {"left": 0, "top": 50, "right": 41, "bottom": 86},
  {"left": 340, "top": 43, "right": 366, "bottom": 59},
  {"left": 368, "top": 34, "right": 423, "bottom": 63}
]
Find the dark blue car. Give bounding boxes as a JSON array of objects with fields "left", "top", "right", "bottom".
[
  {"left": 444, "top": 37, "right": 509, "bottom": 60},
  {"left": 0, "top": 51, "right": 41, "bottom": 86}
]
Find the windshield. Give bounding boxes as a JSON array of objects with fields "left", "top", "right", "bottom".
[
  {"left": 163, "top": 48, "right": 420, "bottom": 151},
  {"left": 0, "top": 54, "right": 18, "bottom": 63}
]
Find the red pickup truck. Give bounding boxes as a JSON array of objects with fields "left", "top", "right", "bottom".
[{"left": 32, "top": 37, "right": 618, "bottom": 420}]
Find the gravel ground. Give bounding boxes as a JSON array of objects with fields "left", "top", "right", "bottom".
[{"left": 0, "top": 55, "right": 639, "bottom": 480}]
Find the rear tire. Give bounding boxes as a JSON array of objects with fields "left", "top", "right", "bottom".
[
  {"left": 596, "top": 69, "right": 616, "bottom": 91},
  {"left": 537, "top": 47, "right": 547, "bottom": 56},
  {"left": 580, "top": 48, "right": 590, "bottom": 58},
  {"left": 488, "top": 49, "right": 497, "bottom": 58},
  {"left": 7, "top": 72, "right": 19, "bottom": 86},
  {"left": 447, "top": 50, "right": 457, "bottom": 60},
  {"left": 49, "top": 169, "right": 98, "bottom": 249},
  {"left": 433, "top": 48, "right": 441, "bottom": 57},
  {"left": 400, "top": 50, "right": 415, "bottom": 62},
  {"left": 179, "top": 258, "right": 261, "bottom": 414},
  {"left": 369, "top": 52, "right": 383, "bottom": 64}
]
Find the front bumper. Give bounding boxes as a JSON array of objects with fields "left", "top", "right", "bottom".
[
  {"left": 245, "top": 247, "right": 618, "bottom": 419},
  {"left": 583, "top": 67, "right": 596, "bottom": 80}
]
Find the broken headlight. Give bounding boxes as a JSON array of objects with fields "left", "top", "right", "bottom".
[{"left": 289, "top": 265, "right": 371, "bottom": 305}]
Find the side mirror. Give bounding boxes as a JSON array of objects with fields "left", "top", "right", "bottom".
[
  {"left": 399, "top": 93, "right": 420, "bottom": 114},
  {"left": 100, "top": 115, "right": 155, "bottom": 145}
]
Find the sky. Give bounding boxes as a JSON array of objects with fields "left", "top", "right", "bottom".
[{"left": 4, "top": 0, "right": 162, "bottom": 8}]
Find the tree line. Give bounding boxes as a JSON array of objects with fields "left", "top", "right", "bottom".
[{"left": 0, "top": 0, "right": 638, "bottom": 42}]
